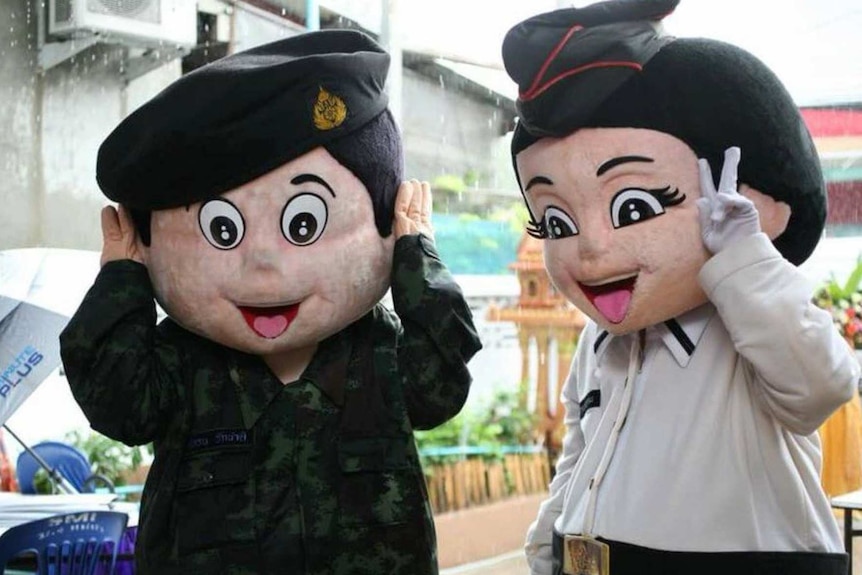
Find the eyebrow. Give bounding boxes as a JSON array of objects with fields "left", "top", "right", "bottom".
[
  {"left": 290, "top": 173, "right": 336, "bottom": 197},
  {"left": 596, "top": 155, "right": 654, "bottom": 177},
  {"left": 524, "top": 175, "right": 554, "bottom": 192}
]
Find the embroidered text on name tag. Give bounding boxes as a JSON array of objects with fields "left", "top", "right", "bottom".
[
  {"left": 186, "top": 428, "right": 252, "bottom": 452},
  {"left": 579, "top": 390, "right": 601, "bottom": 419}
]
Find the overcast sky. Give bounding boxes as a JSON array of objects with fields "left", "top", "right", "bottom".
[{"left": 383, "top": 0, "right": 862, "bottom": 105}]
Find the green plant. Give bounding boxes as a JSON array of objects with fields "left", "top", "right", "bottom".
[
  {"left": 415, "top": 390, "right": 537, "bottom": 465},
  {"left": 481, "top": 390, "right": 537, "bottom": 446},
  {"left": 813, "top": 256, "right": 862, "bottom": 349},
  {"left": 64, "top": 430, "right": 151, "bottom": 488},
  {"left": 32, "top": 468, "right": 56, "bottom": 494},
  {"left": 463, "top": 170, "right": 478, "bottom": 187},
  {"left": 432, "top": 174, "right": 466, "bottom": 194}
]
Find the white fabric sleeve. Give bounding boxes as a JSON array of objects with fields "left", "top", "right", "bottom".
[
  {"left": 699, "top": 233, "right": 860, "bottom": 435},
  {"left": 525, "top": 329, "right": 589, "bottom": 575}
]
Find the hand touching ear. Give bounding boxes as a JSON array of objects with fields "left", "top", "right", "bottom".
[
  {"left": 100, "top": 204, "right": 144, "bottom": 267},
  {"left": 697, "top": 147, "right": 762, "bottom": 255},
  {"left": 393, "top": 179, "right": 434, "bottom": 241}
]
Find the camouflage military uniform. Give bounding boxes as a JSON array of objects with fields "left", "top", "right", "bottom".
[{"left": 60, "top": 235, "right": 481, "bottom": 575}]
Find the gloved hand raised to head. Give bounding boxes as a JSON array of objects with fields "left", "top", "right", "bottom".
[{"left": 697, "top": 147, "right": 762, "bottom": 255}]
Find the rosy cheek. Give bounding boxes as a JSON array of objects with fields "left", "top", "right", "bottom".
[{"left": 543, "top": 244, "right": 578, "bottom": 292}]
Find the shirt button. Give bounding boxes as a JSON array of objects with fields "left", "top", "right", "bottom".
[
  {"left": 594, "top": 368, "right": 603, "bottom": 378},
  {"left": 201, "top": 472, "right": 214, "bottom": 484}
]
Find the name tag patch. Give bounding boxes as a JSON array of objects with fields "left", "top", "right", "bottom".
[
  {"left": 579, "top": 390, "right": 601, "bottom": 419},
  {"left": 186, "top": 428, "right": 252, "bottom": 452}
]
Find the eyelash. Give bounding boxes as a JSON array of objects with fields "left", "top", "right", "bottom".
[
  {"left": 650, "top": 185, "right": 685, "bottom": 207},
  {"left": 524, "top": 185, "right": 685, "bottom": 239},
  {"left": 526, "top": 217, "right": 547, "bottom": 239}
]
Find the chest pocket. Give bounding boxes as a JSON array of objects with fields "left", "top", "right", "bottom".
[
  {"left": 173, "top": 448, "right": 255, "bottom": 555},
  {"left": 337, "top": 436, "right": 424, "bottom": 527}
]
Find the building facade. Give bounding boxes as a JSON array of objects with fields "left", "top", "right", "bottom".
[{"left": 0, "top": 0, "right": 518, "bottom": 252}]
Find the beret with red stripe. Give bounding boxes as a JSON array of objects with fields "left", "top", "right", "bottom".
[{"left": 503, "top": 0, "right": 679, "bottom": 139}]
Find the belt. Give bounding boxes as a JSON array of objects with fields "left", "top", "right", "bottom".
[{"left": 551, "top": 530, "right": 848, "bottom": 575}]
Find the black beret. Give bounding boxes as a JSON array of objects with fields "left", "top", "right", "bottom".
[
  {"left": 97, "top": 29, "right": 391, "bottom": 211},
  {"left": 503, "top": 0, "right": 826, "bottom": 265}
]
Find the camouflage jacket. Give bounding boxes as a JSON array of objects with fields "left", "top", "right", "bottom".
[{"left": 59, "top": 234, "right": 482, "bottom": 575}]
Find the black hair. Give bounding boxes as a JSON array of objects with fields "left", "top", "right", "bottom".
[{"left": 324, "top": 108, "right": 403, "bottom": 238}]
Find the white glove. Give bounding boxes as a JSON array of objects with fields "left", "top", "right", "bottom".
[{"left": 696, "top": 147, "right": 761, "bottom": 254}]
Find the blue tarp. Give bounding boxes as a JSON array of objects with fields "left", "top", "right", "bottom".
[{"left": 432, "top": 214, "right": 520, "bottom": 275}]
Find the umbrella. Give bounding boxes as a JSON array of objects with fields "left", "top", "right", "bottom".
[{"left": 0, "top": 248, "right": 101, "bottom": 493}]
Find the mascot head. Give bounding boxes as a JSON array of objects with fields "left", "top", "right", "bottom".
[
  {"left": 95, "top": 30, "right": 403, "bottom": 355},
  {"left": 503, "top": 0, "right": 825, "bottom": 334}
]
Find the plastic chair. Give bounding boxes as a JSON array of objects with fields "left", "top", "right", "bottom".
[
  {"left": 15, "top": 441, "right": 101, "bottom": 495},
  {"left": 0, "top": 510, "right": 129, "bottom": 575}
]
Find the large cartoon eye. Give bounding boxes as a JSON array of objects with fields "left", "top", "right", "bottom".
[
  {"left": 281, "top": 193, "right": 328, "bottom": 246},
  {"left": 199, "top": 199, "right": 245, "bottom": 250},
  {"left": 543, "top": 206, "right": 578, "bottom": 239},
  {"left": 610, "top": 189, "right": 666, "bottom": 228}
]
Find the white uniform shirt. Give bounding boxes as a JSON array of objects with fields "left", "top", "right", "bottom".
[{"left": 525, "top": 234, "right": 862, "bottom": 575}]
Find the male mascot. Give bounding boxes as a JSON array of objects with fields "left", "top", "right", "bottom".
[
  {"left": 60, "top": 30, "right": 481, "bottom": 575},
  {"left": 502, "top": 1, "right": 861, "bottom": 574}
]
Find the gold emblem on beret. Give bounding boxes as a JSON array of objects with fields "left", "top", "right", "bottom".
[{"left": 313, "top": 87, "right": 347, "bottom": 131}]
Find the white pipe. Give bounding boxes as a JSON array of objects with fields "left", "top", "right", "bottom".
[{"left": 306, "top": 0, "right": 320, "bottom": 31}]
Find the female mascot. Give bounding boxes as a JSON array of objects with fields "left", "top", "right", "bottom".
[{"left": 502, "top": 1, "right": 861, "bottom": 574}]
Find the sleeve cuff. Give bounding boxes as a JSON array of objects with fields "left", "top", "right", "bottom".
[
  {"left": 394, "top": 233, "right": 439, "bottom": 261},
  {"left": 698, "top": 233, "right": 783, "bottom": 298}
]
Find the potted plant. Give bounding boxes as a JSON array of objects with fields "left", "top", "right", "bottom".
[
  {"left": 812, "top": 256, "right": 862, "bottom": 356},
  {"left": 812, "top": 256, "right": 862, "bottom": 497}
]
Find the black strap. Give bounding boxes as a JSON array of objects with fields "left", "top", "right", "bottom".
[
  {"left": 552, "top": 531, "right": 848, "bottom": 575},
  {"left": 578, "top": 390, "right": 601, "bottom": 419},
  {"left": 593, "top": 330, "right": 610, "bottom": 354}
]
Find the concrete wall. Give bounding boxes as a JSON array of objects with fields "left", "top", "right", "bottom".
[
  {"left": 38, "top": 45, "right": 124, "bottom": 250},
  {"left": 0, "top": 1, "right": 184, "bottom": 252},
  {"left": 402, "top": 68, "right": 518, "bottom": 193},
  {"left": 38, "top": 46, "right": 183, "bottom": 250},
  {"left": 0, "top": 0, "right": 41, "bottom": 248},
  {"left": 0, "top": 0, "right": 517, "bottom": 251},
  {"left": 232, "top": 2, "right": 304, "bottom": 53}
]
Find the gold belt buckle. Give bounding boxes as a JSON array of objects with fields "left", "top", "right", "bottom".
[{"left": 562, "top": 535, "right": 610, "bottom": 575}]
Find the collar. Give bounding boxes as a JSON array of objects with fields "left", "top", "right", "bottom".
[
  {"left": 229, "top": 326, "right": 352, "bottom": 429},
  {"left": 593, "top": 304, "right": 715, "bottom": 368}
]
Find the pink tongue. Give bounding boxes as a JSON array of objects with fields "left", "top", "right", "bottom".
[
  {"left": 593, "top": 289, "right": 632, "bottom": 324},
  {"left": 252, "top": 315, "right": 289, "bottom": 339}
]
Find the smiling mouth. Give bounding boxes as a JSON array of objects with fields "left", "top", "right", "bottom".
[
  {"left": 237, "top": 303, "right": 300, "bottom": 339},
  {"left": 578, "top": 275, "right": 638, "bottom": 324}
]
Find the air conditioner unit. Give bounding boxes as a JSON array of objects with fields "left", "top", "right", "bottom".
[{"left": 48, "top": 0, "right": 197, "bottom": 49}]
